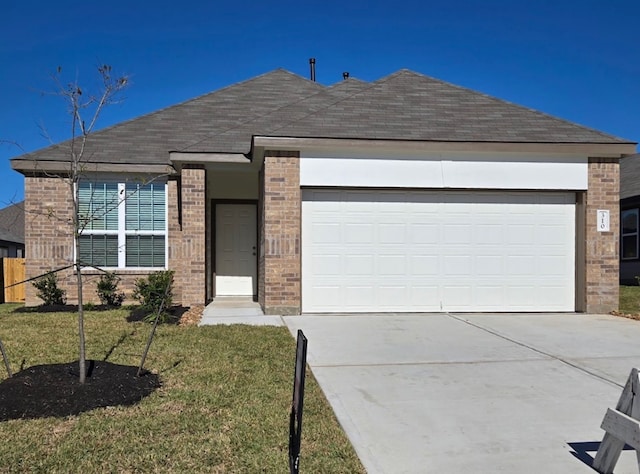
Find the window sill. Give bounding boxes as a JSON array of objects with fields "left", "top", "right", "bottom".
[{"left": 79, "top": 267, "right": 168, "bottom": 275}]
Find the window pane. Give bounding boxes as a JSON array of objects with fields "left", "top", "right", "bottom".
[
  {"left": 623, "top": 235, "right": 638, "bottom": 259},
  {"left": 125, "top": 235, "right": 165, "bottom": 267},
  {"left": 78, "top": 182, "right": 119, "bottom": 231},
  {"left": 622, "top": 210, "right": 639, "bottom": 235},
  {"left": 78, "top": 235, "right": 118, "bottom": 267},
  {"left": 126, "top": 183, "right": 165, "bottom": 231}
]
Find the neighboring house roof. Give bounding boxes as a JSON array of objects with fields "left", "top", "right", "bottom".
[
  {"left": 0, "top": 201, "right": 25, "bottom": 245},
  {"left": 11, "top": 68, "right": 636, "bottom": 170},
  {"left": 621, "top": 153, "right": 640, "bottom": 200}
]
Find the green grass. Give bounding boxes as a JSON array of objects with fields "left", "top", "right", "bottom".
[
  {"left": 620, "top": 285, "right": 640, "bottom": 315},
  {"left": 0, "top": 304, "right": 365, "bottom": 473}
]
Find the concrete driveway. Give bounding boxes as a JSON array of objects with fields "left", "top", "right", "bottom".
[{"left": 283, "top": 313, "right": 640, "bottom": 473}]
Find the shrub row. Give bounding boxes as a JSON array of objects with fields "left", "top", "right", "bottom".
[{"left": 32, "top": 270, "right": 174, "bottom": 320}]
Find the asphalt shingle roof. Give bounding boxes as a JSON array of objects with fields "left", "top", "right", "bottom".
[
  {"left": 0, "top": 201, "right": 25, "bottom": 244},
  {"left": 12, "top": 68, "right": 634, "bottom": 169}
]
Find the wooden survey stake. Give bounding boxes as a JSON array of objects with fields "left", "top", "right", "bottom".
[{"left": 593, "top": 368, "right": 640, "bottom": 473}]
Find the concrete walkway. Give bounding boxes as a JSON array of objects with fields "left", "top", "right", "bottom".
[{"left": 283, "top": 313, "right": 640, "bottom": 473}]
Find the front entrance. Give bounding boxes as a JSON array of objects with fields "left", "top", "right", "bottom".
[{"left": 215, "top": 203, "right": 258, "bottom": 296}]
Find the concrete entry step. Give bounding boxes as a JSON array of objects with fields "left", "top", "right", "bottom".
[{"left": 200, "top": 297, "right": 283, "bottom": 326}]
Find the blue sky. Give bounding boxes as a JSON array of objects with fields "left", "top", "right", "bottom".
[{"left": 1, "top": 0, "right": 639, "bottom": 207}]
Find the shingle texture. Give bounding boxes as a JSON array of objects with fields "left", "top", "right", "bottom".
[
  {"left": 12, "top": 68, "right": 634, "bottom": 168},
  {"left": 621, "top": 153, "right": 640, "bottom": 200},
  {"left": 0, "top": 201, "right": 25, "bottom": 244}
]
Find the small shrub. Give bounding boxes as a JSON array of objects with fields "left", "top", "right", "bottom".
[
  {"left": 132, "top": 270, "right": 174, "bottom": 322},
  {"left": 32, "top": 272, "right": 67, "bottom": 306},
  {"left": 96, "top": 272, "right": 125, "bottom": 307}
]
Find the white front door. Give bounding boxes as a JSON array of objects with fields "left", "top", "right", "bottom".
[{"left": 215, "top": 204, "right": 257, "bottom": 296}]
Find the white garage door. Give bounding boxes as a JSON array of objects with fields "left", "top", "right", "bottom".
[{"left": 301, "top": 189, "right": 576, "bottom": 313}]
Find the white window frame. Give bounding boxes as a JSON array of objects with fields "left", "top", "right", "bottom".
[
  {"left": 77, "top": 179, "right": 168, "bottom": 270},
  {"left": 621, "top": 208, "right": 639, "bottom": 261}
]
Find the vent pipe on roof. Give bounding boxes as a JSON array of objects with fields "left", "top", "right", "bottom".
[
  {"left": 309, "top": 58, "right": 316, "bottom": 82},
  {"left": 343, "top": 72, "right": 349, "bottom": 80}
]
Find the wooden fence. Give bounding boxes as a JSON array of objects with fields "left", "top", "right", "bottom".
[{"left": 0, "top": 258, "right": 26, "bottom": 304}]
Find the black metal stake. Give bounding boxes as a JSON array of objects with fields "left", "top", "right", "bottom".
[{"left": 289, "top": 330, "right": 308, "bottom": 474}]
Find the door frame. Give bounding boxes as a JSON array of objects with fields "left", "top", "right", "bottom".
[{"left": 211, "top": 199, "right": 259, "bottom": 299}]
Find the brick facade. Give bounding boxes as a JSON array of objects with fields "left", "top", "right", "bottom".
[
  {"left": 23, "top": 171, "right": 207, "bottom": 308},
  {"left": 259, "top": 151, "right": 301, "bottom": 315},
  {"left": 24, "top": 176, "right": 75, "bottom": 305},
  {"left": 20, "top": 154, "right": 622, "bottom": 314},
  {"left": 585, "top": 157, "right": 620, "bottom": 313},
  {"left": 170, "top": 166, "right": 206, "bottom": 307},
  {"left": 23, "top": 177, "right": 160, "bottom": 305}
]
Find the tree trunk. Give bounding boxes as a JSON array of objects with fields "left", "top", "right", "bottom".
[{"left": 76, "top": 263, "right": 86, "bottom": 384}]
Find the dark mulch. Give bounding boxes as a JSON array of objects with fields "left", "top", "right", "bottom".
[{"left": 0, "top": 360, "right": 161, "bottom": 422}]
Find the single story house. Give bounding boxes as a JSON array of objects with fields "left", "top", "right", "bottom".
[
  {"left": 620, "top": 153, "right": 640, "bottom": 284},
  {"left": 0, "top": 201, "right": 25, "bottom": 258},
  {"left": 10, "top": 69, "right": 637, "bottom": 313}
]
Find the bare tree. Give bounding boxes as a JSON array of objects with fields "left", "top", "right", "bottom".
[{"left": 53, "top": 65, "right": 129, "bottom": 383}]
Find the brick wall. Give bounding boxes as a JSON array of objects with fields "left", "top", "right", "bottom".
[
  {"left": 24, "top": 172, "right": 207, "bottom": 308},
  {"left": 260, "top": 151, "right": 301, "bottom": 315},
  {"left": 24, "top": 176, "right": 75, "bottom": 306},
  {"left": 167, "top": 178, "right": 183, "bottom": 304},
  {"left": 585, "top": 157, "right": 619, "bottom": 313},
  {"left": 24, "top": 177, "right": 149, "bottom": 305},
  {"left": 173, "top": 166, "right": 206, "bottom": 307}
]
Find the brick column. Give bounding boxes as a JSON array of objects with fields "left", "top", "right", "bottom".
[
  {"left": 24, "top": 176, "right": 75, "bottom": 306},
  {"left": 167, "top": 178, "right": 183, "bottom": 304},
  {"left": 178, "top": 166, "right": 206, "bottom": 307},
  {"left": 585, "top": 157, "right": 619, "bottom": 313},
  {"left": 260, "top": 151, "right": 301, "bottom": 315}
]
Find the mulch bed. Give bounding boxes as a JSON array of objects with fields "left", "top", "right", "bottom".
[
  {"left": 611, "top": 311, "right": 640, "bottom": 321},
  {"left": 0, "top": 305, "right": 202, "bottom": 422},
  {"left": 178, "top": 305, "right": 204, "bottom": 326},
  {"left": 0, "top": 361, "right": 160, "bottom": 421}
]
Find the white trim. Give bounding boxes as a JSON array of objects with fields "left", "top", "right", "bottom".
[
  {"left": 118, "top": 182, "right": 126, "bottom": 268},
  {"left": 300, "top": 151, "right": 589, "bottom": 190}
]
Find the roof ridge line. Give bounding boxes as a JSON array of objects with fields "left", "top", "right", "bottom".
[
  {"left": 179, "top": 71, "right": 328, "bottom": 151},
  {"left": 263, "top": 72, "right": 402, "bottom": 137}
]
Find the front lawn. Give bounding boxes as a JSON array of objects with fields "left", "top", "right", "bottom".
[
  {"left": 0, "top": 304, "right": 364, "bottom": 472},
  {"left": 619, "top": 285, "right": 640, "bottom": 315}
]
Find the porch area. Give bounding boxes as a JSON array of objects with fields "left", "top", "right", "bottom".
[{"left": 199, "top": 296, "right": 283, "bottom": 326}]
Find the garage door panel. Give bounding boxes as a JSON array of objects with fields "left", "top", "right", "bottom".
[
  {"left": 345, "top": 223, "right": 374, "bottom": 243},
  {"left": 379, "top": 224, "right": 407, "bottom": 243},
  {"left": 346, "top": 255, "right": 374, "bottom": 275},
  {"left": 302, "top": 189, "right": 575, "bottom": 312},
  {"left": 345, "top": 286, "right": 375, "bottom": 307},
  {"left": 313, "top": 257, "right": 341, "bottom": 276},
  {"left": 378, "top": 255, "right": 408, "bottom": 276},
  {"left": 443, "top": 286, "right": 472, "bottom": 309},
  {"left": 410, "top": 286, "right": 440, "bottom": 305},
  {"left": 410, "top": 224, "right": 440, "bottom": 243},
  {"left": 475, "top": 256, "right": 504, "bottom": 275},
  {"left": 311, "top": 222, "right": 341, "bottom": 243},
  {"left": 410, "top": 256, "right": 439, "bottom": 275},
  {"left": 442, "top": 255, "right": 472, "bottom": 276}
]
